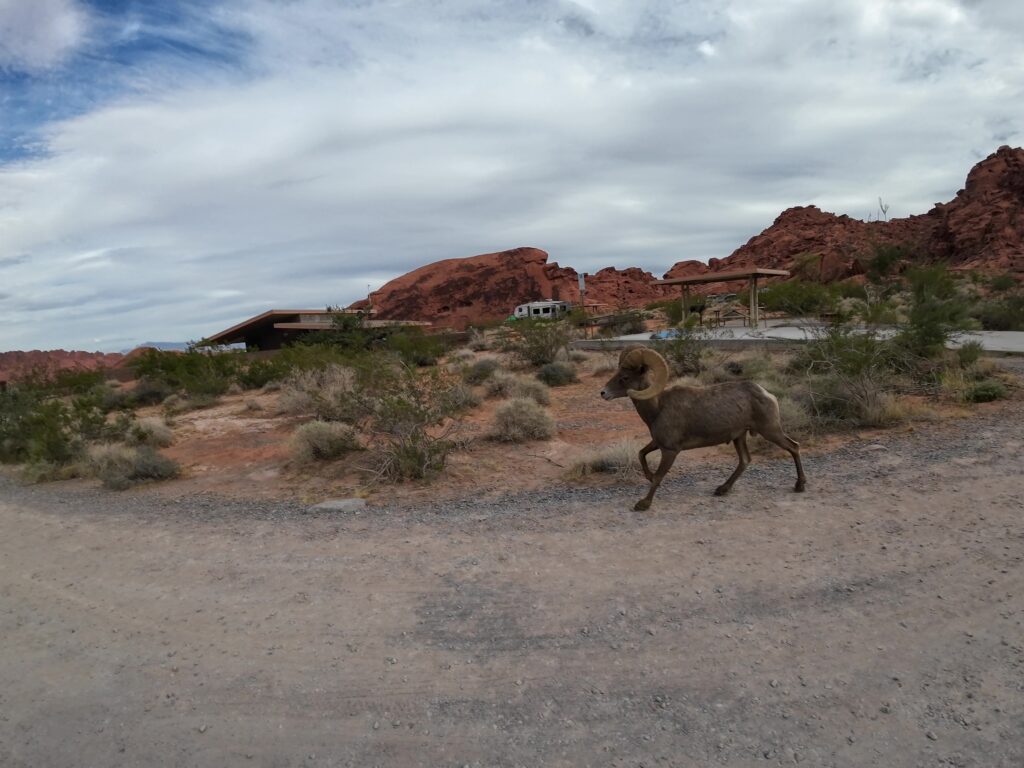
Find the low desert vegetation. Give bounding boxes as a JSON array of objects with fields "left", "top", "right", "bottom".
[
  {"left": 88, "top": 444, "right": 180, "bottom": 490},
  {"left": 490, "top": 398, "right": 556, "bottom": 442},
  {"left": 536, "top": 362, "right": 578, "bottom": 387},
  {"left": 126, "top": 417, "right": 173, "bottom": 448},
  {"left": 484, "top": 371, "right": 551, "bottom": 405},
  {"left": 291, "top": 421, "right": 361, "bottom": 462},
  {"left": 569, "top": 439, "right": 643, "bottom": 479}
]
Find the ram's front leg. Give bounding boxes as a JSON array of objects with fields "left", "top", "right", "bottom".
[
  {"left": 637, "top": 440, "right": 659, "bottom": 482},
  {"left": 634, "top": 449, "right": 679, "bottom": 511}
]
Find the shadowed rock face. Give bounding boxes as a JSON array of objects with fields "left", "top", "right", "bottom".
[{"left": 351, "top": 147, "right": 1024, "bottom": 326}]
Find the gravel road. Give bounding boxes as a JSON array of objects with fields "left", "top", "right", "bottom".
[{"left": 1, "top": 397, "right": 1023, "bottom": 767}]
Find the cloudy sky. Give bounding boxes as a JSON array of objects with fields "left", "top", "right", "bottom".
[{"left": 1, "top": 0, "right": 1022, "bottom": 351}]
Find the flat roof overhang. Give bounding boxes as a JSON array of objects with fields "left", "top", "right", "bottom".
[
  {"left": 204, "top": 308, "right": 375, "bottom": 346},
  {"left": 652, "top": 268, "right": 791, "bottom": 287}
]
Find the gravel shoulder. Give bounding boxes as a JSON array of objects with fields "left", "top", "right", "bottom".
[{"left": 1, "top": 399, "right": 1023, "bottom": 767}]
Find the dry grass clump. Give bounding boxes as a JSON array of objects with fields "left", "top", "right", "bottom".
[
  {"left": 277, "top": 365, "right": 358, "bottom": 421},
  {"left": 468, "top": 328, "right": 489, "bottom": 351},
  {"left": 291, "top": 421, "right": 361, "bottom": 463},
  {"left": 584, "top": 353, "right": 619, "bottom": 376},
  {"left": 570, "top": 439, "right": 643, "bottom": 479},
  {"left": 774, "top": 395, "right": 814, "bottom": 440},
  {"left": 244, "top": 399, "right": 264, "bottom": 412},
  {"left": 462, "top": 357, "right": 501, "bottom": 385},
  {"left": 88, "top": 444, "right": 180, "bottom": 490},
  {"left": 536, "top": 362, "right": 578, "bottom": 387},
  {"left": 484, "top": 371, "right": 551, "bottom": 405},
  {"left": 127, "top": 417, "right": 173, "bottom": 447},
  {"left": 490, "top": 398, "right": 556, "bottom": 442}
]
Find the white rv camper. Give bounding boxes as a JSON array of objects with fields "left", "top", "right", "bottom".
[{"left": 511, "top": 300, "right": 571, "bottom": 320}]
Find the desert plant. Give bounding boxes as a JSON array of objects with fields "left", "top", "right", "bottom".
[
  {"left": 484, "top": 371, "right": 551, "bottom": 405},
  {"left": 490, "top": 398, "right": 556, "bottom": 442},
  {"left": 468, "top": 328, "right": 489, "bottom": 351},
  {"left": 498, "top": 319, "right": 573, "bottom": 366},
  {"left": 756, "top": 279, "right": 834, "bottom": 315},
  {"left": 291, "top": 421, "right": 361, "bottom": 462},
  {"left": 462, "top": 357, "right": 501, "bottom": 385},
  {"left": 127, "top": 417, "right": 173, "bottom": 447},
  {"left": 965, "top": 379, "right": 1007, "bottom": 403},
  {"left": 971, "top": 293, "right": 1024, "bottom": 331},
  {"left": 536, "top": 362, "right": 578, "bottom": 387},
  {"left": 651, "top": 323, "right": 712, "bottom": 375},
  {"left": 896, "top": 265, "right": 974, "bottom": 358},
  {"left": 956, "top": 340, "right": 984, "bottom": 368},
  {"left": 130, "top": 377, "right": 175, "bottom": 406},
  {"left": 569, "top": 439, "right": 643, "bottom": 479},
  {"left": 989, "top": 273, "right": 1017, "bottom": 292},
  {"left": 88, "top": 444, "right": 180, "bottom": 490}
]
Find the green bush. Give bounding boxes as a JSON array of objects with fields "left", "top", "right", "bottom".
[
  {"left": 897, "top": 266, "right": 973, "bottom": 358},
  {"left": 498, "top": 319, "right": 572, "bottom": 366},
  {"left": 291, "top": 421, "right": 361, "bottom": 462},
  {"left": 462, "top": 357, "right": 500, "bottom": 385},
  {"left": 127, "top": 417, "right": 173, "bottom": 447},
  {"left": 237, "top": 357, "right": 291, "bottom": 389},
  {"left": 88, "top": 444, "right": 180, "bottom": 490},
  {"left": 132, "top": 348, "right": 241, "bottom": 397},
  {"left": 757, "top": 280, "right": 835, "bottom": 316},
  {"left": 491, "top": 398, "right": 556, "bottom": 442},
  {"left": 130, "top": 377, "right": 175, "bottom": 406},
  {"left": 384, "top": 328, "right": 446, "bottom": 367},
  {"left": 652, "top": 325, "right": 712, "bottom": 375},
  {"left": 536, "top": 362, "right": 578, "bottom": 387},
  {"left": 990, "top": 273, "right": 1017, "bottom": 292},
  {"left": 956, "top": 341, "right": 984, "bottom": 368},
  {"left": 965, "top": 379, "right": 1007, "bottom": 403},
  {"left": 866, "top": 243, "right": 911, "bottom": 282},
  {"left": 971, "top": 294, "right": 1024, "bottom": 331}
]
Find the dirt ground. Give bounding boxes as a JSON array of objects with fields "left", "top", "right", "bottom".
[{"left": 2, "top": 392, "right": 1023, "bottom": 767}]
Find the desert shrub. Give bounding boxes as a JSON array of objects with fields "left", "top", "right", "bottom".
[
  {"left": 971, "top": 293, "right": 1024, "bottom": 331},
  {"left": 989, "top": 273, "right": 1017, "bottom": 292},
  {"left": 88, "top": 444, "right": 179, "bottom": 490},
  {"left": 367, "top": 367, "right": 463, "bottom": 481},
  {"left": 130, "top": 377, "right": 174, "bottom": 406},
  {"left": 291, "top": 421, "right": 361, "bottom": 462},
  {"left": 570, "top": 439, "right": 642, "bottom": 479},
  {"left": 804, "top": 373, "right": 904, "bottom": 428},
  {"left": 384, "top": 328, "right": 446, "bottom": 367},
  {"left": 468, "top": 328, "right": 489, "bottom": 351},
  {"left": 277, "top": 364, "right": 365, "bottom": 422},
  {"left": 131, "top": 348, "right": 240, "bottom": 397},
  {"left": 441, "top": 383, "right": 481, "bottom": 413},
  {"left": 462, "top": 357, "right": 501, "bottom": 385},
  {"left": 955, "top": 340, "right": 984, "bottom": 368},
  {"left": 757, "top": 280, "right": 835, "bottom": 316},
  {"left": 490, "top": 398, "right": 556, "bottom": 442},
  {"left": 896, "top": 265, "right": 973, "bottom": 358},
  {"left": 646, "top": 299, "right": 684, "bottom": 325},
  {"left": 585, "top": 354, "right": 618, "bottom": 376},
  {"left": 244, "top": 399, "right": 264, "bottom": 412},
  {"left": 127, "top": 417, "right": 173, "bottom": 447},
  {"left": 965, "top": 379, "right": 1007, "bottom": 403},
  {"left": 652, "top": 324, "right": 712, "bottom": 375},
  {"left": 236, "top": 356, "right": 291, "bottom": 389},
  {"left": 568, "top": 350, "right": 590, "bottom": 363},
  {"left": 775, "top": 395, "right": 814, "bottom": 439},
  {"left": 484, "top": 371, "right": 551, "bottom": 405},
  {"left": 866, "top": 243, "right": 911, "bottom": 282},
  {"left": 498, "top": 319, "right": 573, "bottom": 366},
  {"left": 536, "top": 362, "right": 578, "bottom": 387}
]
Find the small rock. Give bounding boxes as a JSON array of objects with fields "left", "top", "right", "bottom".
[
  {"left": 198, "top": 724, "right": 208, "bottom": 734},
  {"left": 926, "top": 731, "right": 937, "bottom": 741}
]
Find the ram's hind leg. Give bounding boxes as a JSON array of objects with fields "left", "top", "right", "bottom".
[
  {"left": 715, "top": 435, "right": 750, "bottom": 496},
  {"left": 634, "top": 449, "right": 679, "bottom": 511},
  {"left": 760, "top": 427, "right": 806, "bottom": 492}
]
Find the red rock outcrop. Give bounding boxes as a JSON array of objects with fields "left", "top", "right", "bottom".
[
  {"left": 0, "top": 350, "right": 124, "bottom": 383},
  {"left": 665, "top": 145, "right": 1024, "bottom": 285},
  {"left": 354, "top": 246, "right": 666, "bottom": 328}
]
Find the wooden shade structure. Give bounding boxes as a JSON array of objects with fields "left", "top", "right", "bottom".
[{"left": 652, "top": 268, "right": 790, "bottom": 329}]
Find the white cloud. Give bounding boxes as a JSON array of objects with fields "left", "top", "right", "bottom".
[
  {"left": 0, "top": 0, "right": 89, "bottom": 72},
  {"left": 1, "top": 0, "right": 1023, "bottom": 350}
]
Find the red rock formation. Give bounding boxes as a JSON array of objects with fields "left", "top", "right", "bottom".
[
  {"left": 0, "top": 350, "right": 124, "bottom": 383},
  {"left": 665, "top": 145, "right": 1024, "bottom": 284},
  {"left": 355, "top": 246, "right": 667, "bottom": 328}
]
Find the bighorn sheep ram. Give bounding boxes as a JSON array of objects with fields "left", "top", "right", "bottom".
[{"left": 601, "top": 347, "right": 806, "bottom": 510}]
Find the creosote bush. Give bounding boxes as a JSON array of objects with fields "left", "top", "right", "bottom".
[
  {"left": 484, "top": 371, "right": 551, "bottom": 405},
  {"left": 127, "top": 417, "right": 173, "bottom": 447},
  {"left": 497, "top": 319, "right": 573, "bottom": 366},
  {"left": 88, "top": 444, "right": 180, "bottom": 490},
  {"left": 965, "top": 379, "right": 1007, "bottom": 403},
  {"left": 491, "top": 398, "right": 556, "bottom": 442},
  {"left": 536, "top": 362, "right": 578, "bottom": 387},
  {"left": 462, "top": 357, "right": 500, "bottom": 385},
  {"left": 291, "top": 421, "right": 361, "bottom": 462}
]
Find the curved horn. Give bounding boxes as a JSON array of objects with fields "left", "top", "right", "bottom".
[{"left": 626, "top": 348, "right": 669, "bottom": 401}]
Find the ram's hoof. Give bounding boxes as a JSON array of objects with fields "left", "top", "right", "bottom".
[
  {"left": 714, "top": 485, "right": 731, "bottom": 496},
  {"left": 794, "top": 480, "right": 806, "bottom": 493},
  {"left": 633, "top": 499, "right": 651, "bottom": 511}
]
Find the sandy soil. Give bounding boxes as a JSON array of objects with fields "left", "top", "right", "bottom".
[{"left": 1, "top": 393, "right": 1022, "bottom": 767}]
